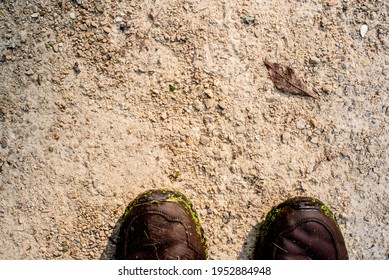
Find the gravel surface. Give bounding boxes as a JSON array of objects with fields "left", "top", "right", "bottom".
[{"left": 0, "top": 0, "right": 388, "bottom": 260}]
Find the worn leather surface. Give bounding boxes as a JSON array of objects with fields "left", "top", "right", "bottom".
[
  {"left": 255, "top": 197, "right": 349, "bottom": 260},
  {"left": 116, "top": 197, "right": 207, "bottom": 260}
]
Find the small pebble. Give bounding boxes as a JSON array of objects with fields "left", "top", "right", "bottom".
[
  {"left": 326, "top": 0, "right": 337, "bottom": 6},
  {"left": 240, "top": 162, "right": 251, "bottom": 175},
  {"left": 310, "top": 136, "right": 319, "bottom": 144},
  {"left": 310, "top": 117, "right": 318, "bottom": 128},
  {"left": 95, "top": 4, "right": 104, "bottom": 14},
  {"left": 51, "top": 76, "right": 60, "bottom": 84},
  {"left": 52, "top": 44, "right": 59, "bottom": 52},
  {"left": 185, "top": 137, "right": 194, "bottom": 146},
  {"left": 309, "top": 57, "right": 320, "bottom": 66},
  {"left": 306, "top": 164, "right": 315, "bottom": 174},
  {"left": 355, "top": 144, "right": 363, "bottom": 151},
  {"left": 25, "top": 69, "right": 34, "bottom": 76},
  {"left": 218, "top": 101, "right": 227, "bottom": 110},
  {"left": 20, "top": 31, "right": 28, "bottom": 43},
  {"left": 230, "top": 164, "right": 239, "bottom": 174},
  {"left": 204, "top": 89, "right": 213, "bottom": 98},
  {"left": 204, "top": 99, "right": 216, "bottom": 109},
  {"left": 79, "top": 24, "right": 87, "bottom": 31},
  {"left": 254, "top": 29, "right": 260, "bottom": 37},
  {"left": 322, "top": 84, "right": 331, "bottom": 93},
  {"left": 361, "top": 57, "right": 370, "bottom": 67},
  {"left": 160, "top": 112, "right": 168, "bottom": 120},
  {"left": 1, "top": 138, "right": 7, "bottom": 149},
  {"left": 360, "top": 24, "right": 368, "bottom": 38},
  {"left": 281, "top": 132, "right": 291, "bottom": 143},
  {"left": 296, "top": 120, "right": 306, "bottom": 130},
  {"left": 31, "top": 13, "right": 39, "bottom": 19},
  {"left": 69, "top": 12, "right": 76, "bottom": 20},
  {"left": 114, "top": 17, "right": 123, "bottom": 23},
  {"left": 193, "top": 100, "right": 203, "bottom": 111},
  {"left": 200, "top": 136, "right": 210, "bottom": 145}
]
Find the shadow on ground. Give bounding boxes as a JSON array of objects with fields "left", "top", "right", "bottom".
[
  {"left": 237, "top": 222, "right": 263, "bottom": 260},
  {"left": 100, "top": 218, "right": 121, "bottom": 260}
]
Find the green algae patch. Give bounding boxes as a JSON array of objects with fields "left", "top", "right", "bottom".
[{"left": 320, "top": 204, "right": 339, "bottom": 228}]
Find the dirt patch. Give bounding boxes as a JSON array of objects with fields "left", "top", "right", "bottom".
[{"left": 0, "top": 0, "right": 388, "bottom": 259}]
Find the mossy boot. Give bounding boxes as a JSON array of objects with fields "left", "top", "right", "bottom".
[
  {"left": 255, "top": 197, "right": 349, "bottom": 260},
  {"left": 116, "top": 189, "right": 208, "bottom": 260}
]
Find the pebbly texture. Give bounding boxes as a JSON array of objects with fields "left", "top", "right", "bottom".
[{"left": 0, "top": 0, "right": 388, "bottom": 260}]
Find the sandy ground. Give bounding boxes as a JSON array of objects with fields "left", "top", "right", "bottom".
[{"left": 0, "top": 0, "right": 388, "bottom": 260}]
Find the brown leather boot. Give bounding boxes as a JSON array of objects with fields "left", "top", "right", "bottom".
[
  {"left": 116, "top": 189, "right": 208, "bottom": 260},
  {"left": 254, "top": 197, "right": 349, "bottom": 260}
]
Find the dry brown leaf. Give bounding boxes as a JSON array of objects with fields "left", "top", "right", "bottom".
[{"left": 264, "top": 60, "right": 316, "bottom": 98}]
